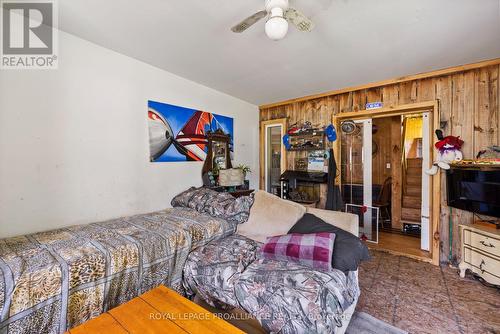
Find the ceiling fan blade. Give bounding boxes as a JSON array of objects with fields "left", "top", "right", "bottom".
[
  {"left": 231, "top": 10, "right": 267, "bottom": 33},
  {"left": 285, "top": 8, "right": 315, "bottom": 32}
]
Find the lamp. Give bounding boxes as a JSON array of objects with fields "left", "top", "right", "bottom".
[{"left": 265, "top": 7, "right": 288, "bottom": 41}]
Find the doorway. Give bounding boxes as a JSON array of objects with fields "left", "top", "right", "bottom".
[
  {"left": 370, "top": 114, "right": 431, "bottom": 259},
  {"left": 260, "top": 118, "right": 287, "bottom": 195},
  {"left": 333, "top": 102, "right": 440, "bottom": 264}
]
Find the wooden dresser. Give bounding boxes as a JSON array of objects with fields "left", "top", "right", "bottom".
[{"left": 459, "top": 223, "right": 500, "bottom": 286}]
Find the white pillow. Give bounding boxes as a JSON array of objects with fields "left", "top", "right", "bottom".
[{"left": 237, "top": 190, "right": 306, "bottom": 243}]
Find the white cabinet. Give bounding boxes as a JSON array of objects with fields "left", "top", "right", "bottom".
[{"left": 459, "top": 223, "right": 500, "bottom": 286}]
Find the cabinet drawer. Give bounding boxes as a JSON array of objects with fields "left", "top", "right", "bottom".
[
  {"left": 463, "top": 229, "right": 500, "bottom": 257},
  {"left": 464, "top": 247, "right": 500, "bottom": 279}
]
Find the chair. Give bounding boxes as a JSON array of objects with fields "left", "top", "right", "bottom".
[{"left": 373, "top": 177, "right": 392, "bottom": 228}]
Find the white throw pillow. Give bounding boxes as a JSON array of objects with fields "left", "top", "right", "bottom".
[{"left": 237, "top": 190, "right": 306, "bottom": 243}]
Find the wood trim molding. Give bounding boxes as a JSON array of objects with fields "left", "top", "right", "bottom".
[
  {"left": 332, "top": 101, "right": 437, "bottom": 120},
  {"left": 259, "top": 58, "right": 500, "bottom": 109},
  {"left": 332, "top": 101, "right": 441, "bottom": 265},
  {"left": 259, "top": 118, "right": 287, "bottom": 190}
]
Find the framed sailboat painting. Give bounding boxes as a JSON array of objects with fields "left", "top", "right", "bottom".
[{"left": 147, "top": 100, "right": 234, "bottom": 162}]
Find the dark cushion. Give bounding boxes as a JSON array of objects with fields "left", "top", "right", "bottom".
[{"left": 288, "top": 213, "right": 370, "bottom": 272}]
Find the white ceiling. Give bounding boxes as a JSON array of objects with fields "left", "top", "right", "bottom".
[{"left": 59, "top": 0, "right": 500, "bottom": 105}]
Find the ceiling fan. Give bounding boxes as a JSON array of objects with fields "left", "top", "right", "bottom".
[{"left": 231, "top": 0, "right": 314, "bottom": 41}]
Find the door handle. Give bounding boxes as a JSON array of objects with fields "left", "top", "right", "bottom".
[
  {"left": 480, "top": 240, "right": 495, "bottom": 248},
  {"left": 479, "top": 259, "right": 486, "bottom": 273}
]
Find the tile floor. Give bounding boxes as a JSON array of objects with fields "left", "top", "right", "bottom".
[{"left": 357, "top": 250, "right": 500, "bottom": 334}]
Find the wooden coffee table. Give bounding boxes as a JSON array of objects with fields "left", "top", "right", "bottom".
[{"left": 67, "top": 285, "right": 244, "bottom": 334}]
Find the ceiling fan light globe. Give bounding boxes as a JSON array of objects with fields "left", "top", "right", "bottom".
[
  {"left": 265, "top": 0, "right": 289, "bottom": 12},
  {"left": 265, "top": 16, "right": 288, "bottom": 41}
]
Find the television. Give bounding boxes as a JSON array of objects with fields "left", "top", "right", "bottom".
[{"left": 446, "top": 166, "right": 500, "bottom": 218}]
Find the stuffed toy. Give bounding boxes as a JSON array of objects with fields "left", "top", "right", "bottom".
[{"left": 425, "top": 130, "right": 464, "bottom": 175}]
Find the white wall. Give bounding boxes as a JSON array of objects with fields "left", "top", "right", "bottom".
[{"left": 0, "top": 31, "right": 259, "bottom": 238}]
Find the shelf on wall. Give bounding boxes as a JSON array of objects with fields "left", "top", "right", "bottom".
[
  {"left": 287, "top": 130, "right": 324, "bottom": 137},
  {"left": 287, "top": 129, "right": 325, "bottom": 152},
  {"left": 288, "top": 147, "right": 324, "bottom": 152}
]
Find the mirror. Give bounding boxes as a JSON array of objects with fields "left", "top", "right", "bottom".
[
  {"left": 212, "top": 141, "right": 227, "bottom": 169},
  {"left": 202, "top": 129, "right": 232, "bottom": 177}
]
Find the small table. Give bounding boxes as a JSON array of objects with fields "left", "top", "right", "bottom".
[
  {"left": 228, "top": 189, "right": 254, "bottom": 198},
  {"left": 67, "top": 285, "right": 244, "bottom": 334},
  {"left": 208, "top": 186, "right": 254, "bottom": 198}
]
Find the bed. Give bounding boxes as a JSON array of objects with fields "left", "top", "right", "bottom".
[{"left": 0, "top": 207, "right": 236, "bottom": 333}]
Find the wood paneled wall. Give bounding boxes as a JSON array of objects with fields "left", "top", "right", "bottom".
[
  {"left": 372, "top": 117, "right": 393, "bottom": 185},
  {"left": 260, "top": 61, "right": 499, "bottom": 265}
]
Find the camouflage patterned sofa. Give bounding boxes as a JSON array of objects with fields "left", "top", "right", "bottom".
[{"left": 183, "top": 206, "right": 360, "bottom": 334}]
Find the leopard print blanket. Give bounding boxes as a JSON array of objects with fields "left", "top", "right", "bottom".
[{"left": 0, "top": 207, "right": 236, "bottom": 333}]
